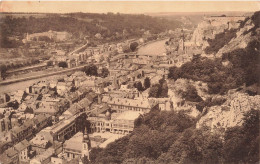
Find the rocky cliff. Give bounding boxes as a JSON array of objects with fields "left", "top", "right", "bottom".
[
  {"left": 194, "top": 12, "right": 260, "bottom": 133},
  {"left": 196, "top": 92, "right": 260, "bottom": 133},
  {"left": 191, "top": 16, "right": 247, "bottom": 50},
  {"left": 216, "top": 16, "right": 259, "bottom": 58}
]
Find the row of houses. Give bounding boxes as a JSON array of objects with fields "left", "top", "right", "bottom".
[{"left": 0, "top": 114, "right": 52, "bottom": 154}]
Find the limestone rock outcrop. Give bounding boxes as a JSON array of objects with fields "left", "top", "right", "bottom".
[
  {"left": 191, "top": 16, "right": 246, "bottom": 50},
  {"left": 196, "top": 92, "right": 260, "bottom": 132},
  {"left": 215, "top": 18, "right": 258, "bottom": 58}
]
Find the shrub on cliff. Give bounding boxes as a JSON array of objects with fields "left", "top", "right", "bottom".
[
  {"left": 222, "top": 109, "right": 259, "bottom": 163},
  {"left": 168, "top": 38, "right": 259, "bottom": 95},
  {"left": 205, "top": 29, "right": 237, "bottom": 54}
]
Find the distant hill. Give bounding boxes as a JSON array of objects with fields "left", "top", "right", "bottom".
[
  {"left": 146, "top": 11, "right": 254, "bottom": 27},
  {"left": 0, "top": 12, "right": 183, "bottom": 48}
]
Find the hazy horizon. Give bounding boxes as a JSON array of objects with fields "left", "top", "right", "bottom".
[
  {"left": 0, "top": 1, "right": 259, "bottom": 14},
  {"left": 0, "top": 11, "right": 255, "bottom": 14}
]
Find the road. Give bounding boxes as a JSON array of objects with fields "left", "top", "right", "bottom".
[{"left": 0, "top": 62, "right": 105, "bottom": 86}]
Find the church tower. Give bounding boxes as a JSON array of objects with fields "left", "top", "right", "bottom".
[{"left": 82, "top": 127, "right": 90, "bottom": 160}]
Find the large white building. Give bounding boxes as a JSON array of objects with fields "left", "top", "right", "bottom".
[{"left": 88, "top": 110, "right": 143, "bottom": 135}]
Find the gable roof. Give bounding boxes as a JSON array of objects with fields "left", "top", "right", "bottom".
[{"left": 14, "top": 139, "right": 30, "bottom": 152}]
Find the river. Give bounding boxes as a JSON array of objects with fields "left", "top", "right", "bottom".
[
  {"left": 137, "top": 39, "right": 168, "bottom": 56},
  {"left": 0, "top": 75, "right": 61, "bottom": 94}
]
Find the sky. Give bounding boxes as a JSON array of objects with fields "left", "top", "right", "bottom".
[{"left": 0, "top": 1, "right": 259, "bottom": 14}]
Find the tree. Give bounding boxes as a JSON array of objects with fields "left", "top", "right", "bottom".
[
  {"left": 185, "top": 85, "right": 203, "bottom": 102},
  {"left": 148, "top": 78, "right": 168, "bottom": 98},
  {"left": 89, "top": 147, "right": 103, "bottom": 162},
  {"left": 58, "top": 61, "right": 68, "bottom": 68},
  {"left": 134, "top": 81, "right": 144, "bottom": 91},
  {"left": 144, "top": 77, "right": 151, "bottom": 89},
  {"left": 149, "top": 84, "right": 160, "bottom": 98},
  {"left": 100, "top": 67, "right": 109, "bottom": 78},
  {"left": 168, "top": 66, "right": 182, "bottom": 80},
  {"left": 222, "top": 109, "right": 259, "bottom": 163},
  {"left": 159, "top": 78, "right": 168, "bottom": 98},
  {"left": 7, "top": 100, "right": 19, "bottom": 109},
  {"left": 130, "top": 42, "right": 139, "bottom": 52},
  {"left": 24, "top": 107, "right": 34, "bottom": 114},
  {"left": 47, "top": 61, "right": 53, "bottom": 66},
  {"left": 93, "top": 136, "right": 130, "bottom": 164},
  {"left": 83, "top": 65, "right": 98, "bottom": 76},
  {"left": 242, "top": 109, "right": 259, "bottom": 137},
  {"left": 0, "top": 65, "right": 7, "bottom": 80}
]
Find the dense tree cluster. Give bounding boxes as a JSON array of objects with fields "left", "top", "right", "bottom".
[
  {"left": 133, "top": 77, "right": 151, "bottom": 92},
  {"left": 89, "top": 109, "right": 259, "bottom": 164},
  {"left": 82, "top": 65, "right": 110, "bottom": 78},
  {"left": 90, "top": 110, "right": 196, "bottom": 163},
  {"left": 82, "top": 65, "right": 98, "bottom": 76},
  {"left": 0, "top": 57, "right": 42, "bottom": 79},
  {"left": 149, "top": 78, "right": 168, "bottom": 98},
  {"left": 58, "top": 61, "right": 68, "bottom": 68},
  {"left": 222, "top": 109, "right": 259, "bottom": 163},
  {"left": 173, "top": 80, "right": 203, "bottom": 102}
]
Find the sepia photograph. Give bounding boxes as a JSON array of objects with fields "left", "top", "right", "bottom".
[{"left": 0, "top": 1, "right": 259, "bottom": 163}]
